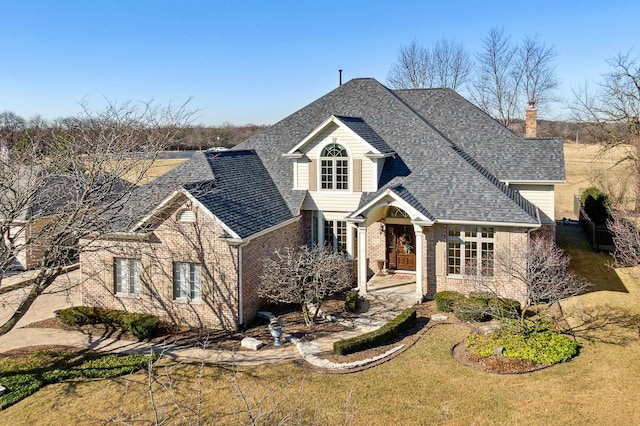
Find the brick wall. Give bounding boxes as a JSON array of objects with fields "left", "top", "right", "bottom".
[
  {"left": 81, "top": 197, "right": 241, "bottom": 330},
  {"left": 433, "top": 226, "right": 529, "bottom": 304},
  {"left": 240, "top": 219, "right": 303, "bottom": 326}
]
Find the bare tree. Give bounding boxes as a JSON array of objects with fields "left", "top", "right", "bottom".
[
  {"left": 387, "top": 38, "right": 472, "bottom": 90},
  {"left": 569, "top": 51, "right": 640, "bottom": 210},
  {"left": 469, "top": 28, "right": 522, "bottom": 127},
  {"left": 475, "top": 237, "right": 589, "bottom": 333},
  {"left": 519, "top": 35, "right": 559, "bottom": 109},
  {"left": 0, "top": 101, "right": 193, "bottom": 336},
  {"left": 258, "top": 245, "right": 352, "bottom": 326},
  {"left": 608, "top": 211, "right": 640, "bottom": 268},
  {"left": 432, "top": 38, "right": 473, "bottom": 90},
  {"left": 387, "top": 40, "right": 433, "bottom": 89},
  {"left": 470, "top": 28, "right": 558, "bottom": 127}
]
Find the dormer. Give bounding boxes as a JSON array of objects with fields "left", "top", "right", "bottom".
[{"left": 283, "top": 115, "right": 394, "bottom": 193}]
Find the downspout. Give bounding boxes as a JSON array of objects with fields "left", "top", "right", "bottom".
[
  {"left": 527, "top": 208, "right": 542, "bottom": 238},
  {"left": 238, "top": 245, "right": 243, "bottom": 328}
]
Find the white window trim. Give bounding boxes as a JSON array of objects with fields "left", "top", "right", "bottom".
[
  {"left": 114, "top": 258, "right": 141, "bottom": 297},
  {"left": 173, "top": 262, "right": 202, "bottom": 302},
  {"left": 447, "top": 225, "right": 495, "bottom": 277},
  {"left": 319, "top": 142, "right": 350, "bottom": 192}
]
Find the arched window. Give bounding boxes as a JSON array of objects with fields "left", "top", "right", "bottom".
[
  {"left": 320, "top": 143, "right": 348, "bottom": 190},
  {"left": 177, "top": 209, "right": 196, "bottom": 222}
]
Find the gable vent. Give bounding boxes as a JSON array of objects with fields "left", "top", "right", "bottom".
[{"left": 177, "top": 209, "right": 196, "bottom": 222}]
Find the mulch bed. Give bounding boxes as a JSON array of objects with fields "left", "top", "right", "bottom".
[
  {"left": 24, "top": 298, "right": 354, "bottom": 352},
  {"left": 18, "top": 298, "right": 556, "bottom": 374}
]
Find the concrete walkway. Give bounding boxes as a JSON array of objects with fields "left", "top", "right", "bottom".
[{"left": 0, "top": 269, "right": 415, "bottom": 368}]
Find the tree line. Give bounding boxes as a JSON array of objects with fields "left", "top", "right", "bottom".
[{"left": 0, "top": 111, "right": 266, "bottom": 153}]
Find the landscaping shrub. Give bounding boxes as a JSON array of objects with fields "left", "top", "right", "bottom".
[
  {"left": 468, "top": 291, "right": 496, "bottom": 304},
  {"left": 434, "top": 291, "right": 464, "bottom": 312},
  {"left": 123, "top": 313, "right": 160, "bottom": 339},
  {"left": 58, "top": 306, "right": 159, "bottom": 339},
  {"left": 333, "top": 308, "right": 416, "bottom": 356},
  {"left": 58, "top": 306, "right": 104, "bottom": 326},
  {"left": 453, "top": 297, "right": 490, "bottom": 322},
  {"left": 345, "top": 290, "right": 359, "bottom": 313},
  {"left": 466, "top": 329, "right": 579, "bottom": 364},
  {"left": 580, "top": 186, "right": 611, "bottom": 225},
  {"left": 488, "top": 298, "right": 522, "bottom": 320}
]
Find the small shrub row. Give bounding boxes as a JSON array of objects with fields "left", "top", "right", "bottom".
[
  {"left": 58, "top": 306, "right": 159, "bottom": 339},
  {"left": 466, "top": 328, "right": 579, "bottom": 364},
  {"left": 434, "top": 291, "right": 521, "bottom": 322},
  {"left": 333, "top": 308, "right": 416, "bottom": 356}
]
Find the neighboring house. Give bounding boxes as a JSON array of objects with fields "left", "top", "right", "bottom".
[
  {"left": 81, "top": 78, "right": 565, "bottom": 330},
  {"left": 1, "top": 160, "right": 133, "bottom": 272}
]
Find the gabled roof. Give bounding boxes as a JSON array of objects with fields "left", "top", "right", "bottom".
[
  {"left": 128, "top": 150, "right": 292, "bottom": 239},
  {"left": 285, "top": 115, "right": 394, "bottom": 157},
  {"left": 237, "top": 78, "right": 550, "bottom": 226},
  {"left": 181, "top": 150, "right": 292, "bottom": 239}
]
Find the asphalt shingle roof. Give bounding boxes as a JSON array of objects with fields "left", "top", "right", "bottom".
[
  {"left": 130, "top": 78, "right": 563, "bottom": 232},
  {"left": 237, "top": 78, "right": 553, "bottom": 225},
  {"left": 182, "top": 150, "right": 292, "bottom": 239},
  {"left": 333, "top": 116, "right": 394, "bottom": 155},
  {"left": 392, "top": 87, "right": 565, "bottom": 182}
]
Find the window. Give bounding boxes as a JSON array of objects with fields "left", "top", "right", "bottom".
[
  {"left": 173, "top": 262, "right": 201, "bottom": 301},
  {"left": 320, "top": 143, "right": 348, "bottom": 190},
  {"left": 447, "top": 226, "right": 494, "bottom": 276},
  {"left": 324, "top": 220, "right": 347, "bottom": 252},
  {"left": 114, "top": 258, "right": 140, "bottom": 296}
]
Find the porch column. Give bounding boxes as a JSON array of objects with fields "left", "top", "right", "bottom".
[
  {"left": 414, "top": 224, "right": 424, "bottom": 303},
  {"left": 357, "top": 223, "right": 368, "bottom": 294}
]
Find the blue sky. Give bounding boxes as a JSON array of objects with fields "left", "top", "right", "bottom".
[{"left": 1, "top": 0, "right": 638, "bottom": 125}]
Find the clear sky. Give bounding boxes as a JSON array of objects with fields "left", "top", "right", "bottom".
[{"left": 1, "top": 0, "right": 638, "bottom": 125}]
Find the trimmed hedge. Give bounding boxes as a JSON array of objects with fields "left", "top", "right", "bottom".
[
  {"left": 58, "top": 306, "right": 159, "bottom": 339},
  {"left": 434, "top": 291, "right": 464, "bottom": 312},
  {"left": 333, "top": 308, "right": 417, "bottom": 356}
]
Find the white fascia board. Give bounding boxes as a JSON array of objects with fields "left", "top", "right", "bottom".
[
  {"left": 220, "top": 215, "right": 301, "bottom": 246},
  {"left": 282, "top": 151, "right": 305, "bottom": 159},
  {"left": 365, "top": 151, "right": 395, "bottom": 159},
  {"left": 285, "top": 115, "right": 385, "bottom": 156},
  {"left": 131, "top": 188, "right": 242, "bottom": 240},
  {"left": 502, "top": 180, "right": 566, "bottom": 185},
  {"left": 131, "top": 190, "right": 183, "bottom": 231},
  {"left": 436, "top": 218, "right": 541, "bottom": 228},
  {"left": 181, "top": 189, "right": 241, "bottom": 239},
  {"left": 348, "top": 188, "right": 431, "bottom": 224}
]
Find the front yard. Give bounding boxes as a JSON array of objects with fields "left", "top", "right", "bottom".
[{"left": 0, "top": 224, "right": 639, "bottom": 424}]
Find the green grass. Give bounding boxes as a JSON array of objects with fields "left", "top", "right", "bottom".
[{"left": 0, "top": 349, "right": 156, "bottom": 410}]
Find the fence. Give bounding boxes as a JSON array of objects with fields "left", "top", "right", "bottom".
[{"left": 578, "top": 206, "right": 615, "bottom": 251}]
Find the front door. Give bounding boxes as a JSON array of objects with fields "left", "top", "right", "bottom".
[{"left": 386, "top": 224, "right": 416, "bottom": 271}]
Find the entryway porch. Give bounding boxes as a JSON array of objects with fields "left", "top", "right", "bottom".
[{"left": 366, "top": 271, "right": 417, "bottom": 305}]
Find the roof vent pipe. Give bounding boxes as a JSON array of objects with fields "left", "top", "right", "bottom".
[{"left": 339, "top": 69, "right": 343, "bottom": 86}]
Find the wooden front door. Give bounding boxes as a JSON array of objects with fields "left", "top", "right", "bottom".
[{"left": 386, "top": 224, "right": 416, "bottom": 271}]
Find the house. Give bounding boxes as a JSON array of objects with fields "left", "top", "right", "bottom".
[{"left": 80, "top": 78, "right": 565, "bottom": 330}]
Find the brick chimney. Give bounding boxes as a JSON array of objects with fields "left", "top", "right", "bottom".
[{"left": 525, "top": 102, "right": 537, "bottom": 138}]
